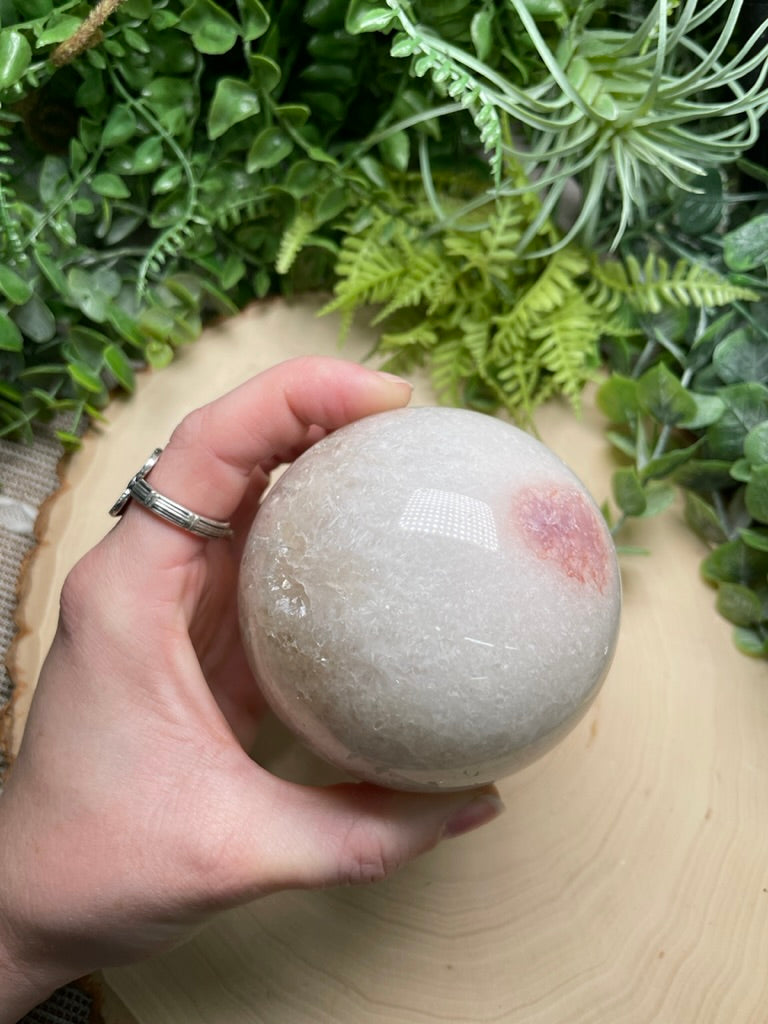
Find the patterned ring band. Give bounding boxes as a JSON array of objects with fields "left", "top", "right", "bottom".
[{"left": 109, "top": 448, "right": 233, "bottom": 540}]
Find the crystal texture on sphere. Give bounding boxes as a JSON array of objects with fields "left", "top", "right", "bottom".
[{"left": 238, "top": 407, "right": 621, "bottom": 792}]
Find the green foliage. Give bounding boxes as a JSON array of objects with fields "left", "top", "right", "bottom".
[
  {"left": 322, "top": 184, "right": 611, "bottom": 421},
  {"left": 1, "top": 0, "right": 768, "bottom": 659},
  {"left": 598, "top": 210, "right": 768, "bottom": 657}
]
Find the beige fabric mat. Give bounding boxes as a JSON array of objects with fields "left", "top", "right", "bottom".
[{"left": 0, "top": 426, "right": 98, "bottom": 1022}]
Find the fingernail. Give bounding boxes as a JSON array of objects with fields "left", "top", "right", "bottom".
[
  {"left": 375, "top": 370, "right": 413, "bottom": 391},
  {"left": 442, "top": 793, "right": 505, "bottom": 839}
]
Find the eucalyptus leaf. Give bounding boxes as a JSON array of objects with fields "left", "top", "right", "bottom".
[
  {"left": 732, "top": 626, "right": 768, "bottom": 657},
  {"left": 745, "top": 465, "right": 768, "bottom": 524},
  {"left": 640, "top": 441, "right": 703, "bottom": 483},
  {"left": 0, "top": 313, "right": 23, "bottom": 352},
  {"left": 713, "top": 329, "right": 768, "bottom": 384},
  {"left": 611, "top": 466, "right": 647, "bottom": 516},
  {"left": 684, "top": 491, "right": 728, "bottom": 546},
  {"left": 12, "top": 294, "right": 56, "bottom": 342},
  {"left": 740, "top": 527, "right": 768, "bottom": 554},
  {"left": 701, "top": 538, "right": 768, "bottom": 588},
  {"left": 637, "top": 362, "right": 697, "bottom": 425},
  {"left": 705, "top": 383, "right": 768, "bottom": 461},
  {"left": 744, "top": 422, "right": 768, "bottom": 467},
  {"left": 0, "top": 266, "right": 33, "bottom": 306},
  {"left": 723, "top": 213, "right": 768, "bottom": 272},
  {"left": 596, "top": 373, "right": 640, "bottom": 424},
  {"left": 716, "top": 582, "right": 764, "bottom": 627},
  {"left": 673, "top": 459, "right": 735, "bottom": 493}
]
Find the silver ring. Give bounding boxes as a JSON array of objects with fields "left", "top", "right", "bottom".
[{"left": 109, "top": 448, "right": 233, "bottom": 540}]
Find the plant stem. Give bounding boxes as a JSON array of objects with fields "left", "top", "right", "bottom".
[{"left": 50, "top": 0, "right": 130, "bottom": 66}]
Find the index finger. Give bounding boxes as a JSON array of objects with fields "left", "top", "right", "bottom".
[{"left": 111, "top": 356, "right": 412, "bottom": 566}]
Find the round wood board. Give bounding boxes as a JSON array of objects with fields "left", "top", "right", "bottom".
[{"left": 9, "top": 298, "right": 768, "bottom": 1023}]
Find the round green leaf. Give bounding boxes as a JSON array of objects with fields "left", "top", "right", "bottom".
[
  {"left": 732, "top": 626, "right": 768, "bottom": 657},
  {"left": 744, "top": 422, "right": 768, "bottom": 467},
  {"left": 178, "top": 0, "right": 239, "bottom": 54},
  {"left": 240, "top": 0, "right": 269, "bottom": 40},
  {"left": 470, "top": 9, "right": 494, "bottom": 61},
  {"left": 612, "top": 467, "right": 647, "bottom": 517},
  {"left": 0, "top": 265, "right": 33, "bottom": 305},
  {"left": 0, "top": 29, "right": 32, "bottom": 91},
  {"left": 91, "top": 172, "right": 131, "bottom": 199},
  {"left": 345, "top": 0, "right": 397, "bottom": 34},
  {"left": 701, "top": 538, "right": 768, "bottom": 587},
  {"left": 67, "top": 360, "right": 105, "bottom": 394},
  {"left": 740, "top": 527, "right": 768, "bottom": 553},
  {"left": 0, "top": 312, "right": 23, "bottom": 352},
  {"left": 35, "top": 14, "right": 82, "bottom": 44},
  {"left": 282, "top": 159, "right": 322, "bottom": 197},
  {"left": 676, "top": 169, "right": 723, "bottom": 236},
  {"left": 596, "top": 373, "right": 640, "bottom": 424},
  {"left": 152, "top": 164, "right": 184, "bottom": 195},
  {"left": 378, "top": 130, "right": 410, "bottom": 172},
  {"left": 249, "top": 53, "right": 281, "bottom": 92},
  {"left": 637, "top": 362, "right": 697, "bottom": 425},
  {"left": 145, "top": 339, "right": 174, "bottom": 368},
  {"left": 12, "top": 294, "right": 56, "bottom": 342},
  {"left": 716, "top": 582, "right": 764, "bottom": 627},
  {"left": 246, "top": 126, "right": 293, "bottom": 170},
  {"left": 723, "top": 213, "right": 768, "bottom": 272},
  {"left": 207, "top": 78, "right": 260, "bottom": 140},
  {"left": 104, "top": 344, "right": 136, "bottom": 392},
  {"left": 745, "top": 465, "right": 768, "bottom": 524},
  {"left": 713, "top": 328, "right": 768, "bottom": 385}
]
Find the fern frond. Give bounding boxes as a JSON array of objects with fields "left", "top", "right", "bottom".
[
  {"left": 276, "top": 211, "right": 318, "bottom": 275},
  {"left": 493, "top": 246, "right": 589, "bottom": 339},
  {"left": 590, "top": 252, "right": 760, "bottom": 315},
  {"left": 429, "top": 333, "right": 479, "bottom": 406},
  {"left": 531, "top": 296, "right": 603, "bottom": 412},
  {"left": 138, "top": 219, "right": 199, "bottom": 296},
  {"left": 387, "top": 4, "right": 503, "bottom": 183},
  {"left": 443, "top": 197, "right": 527, "bottom": 286},
  {"left": 491, "top": 333, "right": 541, "bottom": 423},
  {"left": 214, "top": 197, "right": 264, "bottom": 232},
  {"left": 373, "top": 241, "right": 452, "bottom": 323},
  {"left": 0, "top": 118, "right": 24, "bottom": 265},
  {"left": 322, "top": 229, "right": 408, "bottom": 315}
]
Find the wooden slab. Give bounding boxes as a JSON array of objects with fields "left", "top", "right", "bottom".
[{"left": 9, "top": 297, "right": 768, "bottom": 1023}]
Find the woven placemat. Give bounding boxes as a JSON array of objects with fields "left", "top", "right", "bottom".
[{"left": 0, "top": 427, "right": 101, "bottom": 1024}]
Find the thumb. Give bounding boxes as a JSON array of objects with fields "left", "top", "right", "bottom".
[{"left": 224, "top": 771, "right": 505, "bottom": 896}]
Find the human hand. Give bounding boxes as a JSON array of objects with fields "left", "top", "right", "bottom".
[{"left": 0, "top": 357, "right": 503, "bottom": 1020}]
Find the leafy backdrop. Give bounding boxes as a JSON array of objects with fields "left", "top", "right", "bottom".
[{"left": 1, "top": 0, "right": 767, "bottom": 654}]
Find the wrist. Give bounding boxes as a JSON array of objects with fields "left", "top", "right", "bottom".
[
  {"left": 0, "top": 937, "right": 62, "bottom": 1024},
  {"left": 0, "top": 800, "right": 71, "bottom": 1024}
]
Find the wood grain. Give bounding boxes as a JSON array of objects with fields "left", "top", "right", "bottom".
[{"left": 9, "top": 298, "right": 768, "bottom": 1023}]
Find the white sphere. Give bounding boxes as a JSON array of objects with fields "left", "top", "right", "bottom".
[{"left": 239, "top": 407, "right": 621, "bottom": 792}]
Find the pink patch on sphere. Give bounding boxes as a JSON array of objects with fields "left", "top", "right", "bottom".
[{"left": 513, "top": 486, "right": 611, "bottom": 592}]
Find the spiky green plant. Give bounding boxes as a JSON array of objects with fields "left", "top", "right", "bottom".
[{"left": 376, "top": 0, "right": 768, "bottom": 254}]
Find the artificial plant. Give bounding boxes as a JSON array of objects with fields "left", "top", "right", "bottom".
[{"left": 0, "top": 0, "right": 767, "bottom": 653}]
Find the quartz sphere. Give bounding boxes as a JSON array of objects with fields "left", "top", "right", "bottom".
[{"left": 238, "top": 407, "right": 621, "bottom": 792}]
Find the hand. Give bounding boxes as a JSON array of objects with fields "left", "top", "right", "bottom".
[{"left": 0, "top": 357, "right": 503, "bottom": 1020}]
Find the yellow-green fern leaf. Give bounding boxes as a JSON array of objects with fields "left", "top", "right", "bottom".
[{"left": 276, "top": 212, "right": 318, "bottom": 275}]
